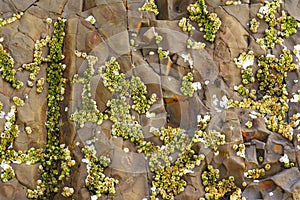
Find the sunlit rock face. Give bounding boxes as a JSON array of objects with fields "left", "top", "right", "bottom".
[{"left": 1, "top": 0, "right": 300, "bottom": 199}]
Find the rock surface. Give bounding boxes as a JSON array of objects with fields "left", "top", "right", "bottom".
[{"left": 0, "top": 0, "right": 300, "bottom": 200}]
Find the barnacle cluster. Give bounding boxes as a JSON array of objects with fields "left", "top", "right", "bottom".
[
  {"left": 70, "top": 52, "right": 104, "bottom": 127},
  {"left": 253, "top": 0, "right": 299, "bottom": 50},
  {"left": 82, "top": 145, "right": 118, "bottom": 199},
  {"left": 103, "top": 57, "right": 156, "bottom": 114},
  {"left": 157, "top": 47, "right": 169, "bottom": 59},
  {"left": 0, "top": 104, "right": 44, "bottom": 184},
  {"left": 201, "top": 165, "right": 244, "bottom": 200},
  {"left": 26, "top": 17, "right": 77, "bottom": 199},
  {"left": 146, "top": 114, "right": 225, "bottom": 199},
  {"left": 184, "top": 0, "right": 221, "bottom": 42},
  {"left": 0, "top": 163, "right": 15, "bottom": 183},
  {"left": 230, "top": 48, "right": 299, "bottom": 140},
  {"left": 180, "top": 72, "right": 195, "bottom": 97},
  {"left": 195, "top": 129, "right": 225, "bottom": 155},
  {"left": 0, "top": 105, "right": 18, "bottom": 183},
  {"left": 234, "top": 51, "right": 256, "bottom": 86},
  {"left": 138, "top": 0, "right": 159, "bottom": 16},
  {"left": 99, "top": 60, "right": 225, "bottom": 199},
  {"left": 232, "top": 143, "right": 245, "bottom": 158},
  {"left": 0, "top": 12, "right": 23, "bottom": 27},
  {"left": 0, "top": 43, "right": 23, "bottom": 89},
  {"left": 61, "top": 187, "right": 74, "bottom": 197},
  {"left": 178, "top": 17, "right": 195, "bottom": 32},
  {"left": 108, "top": 97, "right": 144, "bottom": 145},
  {"left": 225, "top": 1, "right": 241, "bottom": 6},
  {"left": 149, "top": 126, "right": 206, "bottom": 200},
  {"left": 186, "top": 38, "right": 206, "bottom": 49},
  {"left": 0, "top": 106, "right": 18, "bottom": 153},
  {"left": 279, "top": 154, "right": 295, "bottom": 168},
  {"left": 12, "top": 96, "right": 24, "bottom": 107},
  {"left": 19, "top": 35, "right": 51, "bottom": 92},
  {"left": 249, "top": 18, "right": 260, "bottom": 33},
  {"left": 244, "top": 167, "right": 266, "bottom": 179}
]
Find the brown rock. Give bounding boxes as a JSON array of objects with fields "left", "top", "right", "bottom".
[
  {"left": 63, "top": 0, "right": 83, "bottom": 17},
  {"left": 14, "top": 163, "right": 40, "bottom": 189},
  {"left": 0, "top": 1, "right": 13, "bottom": 15},
  {"left": 8, "top": 32, "right": 34, "bottom": 68},
  {"left": 192, "top": 49, "right": 219, "bottom": 82},
  {"left": 95, "top": 80, "right": 113, "bottom": 112},
  {"left": 242, "top": 184, "right": 263, "bottom": 199},
  {"left": 0, "top": 183, "right": 15, "bottom": 200},
  {"left": 131, "top": 174, "right": 148, "bottom": 199},
  {"left": 36, "top": 0, "right": 68, "bottom": 14},
  {"left": 245, "top": 145, "right": 258, "bottom": 166},
  {"left": 19, "top": 12, "right": 46, "bottom": 41},
  {"left": 175, "top": 185, "right": 200, "bottom": 200},
  {"left": 215, "top": 7, "right": 249, "bottom": 58},
  {"left": 78, "top": 188, "right": 90, "bottom": 200},
  {"left": 0, "top": 179, "right": 27, "bottom": 200},
  {"left": 11, "top": 0, "right": 36, "bottom": 11},
  {"left": 223, "top": 4, "right": 250, "bottom": 30},
  {"left": 272, "top": 167, "right": 300, "bottom": 193},
  {"left": 110, "top": 148, "right": 148, "bottom": 174},
  {"left": 292, "top": 180, "right": 300, "bottom": 200},
  {"left": 161, "top": 75, "right": 182, "bottom": 96},
  {"left": 17, "top": 103, "right": 35, "bottom": 123},
  {"left": 285, "top": 0, "right": 300, "bottom": 21}
]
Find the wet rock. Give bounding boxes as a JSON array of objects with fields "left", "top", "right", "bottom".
[
  {"left": 0, "top": 183, "right": 15, "bottom": 200},
  {"left": 17, "top": 103, "right": 34, "bottom": 123},
  {"left": 95, "top": 80, "right": 112, "bottom": 112},
  {"left": 175, "top": 185, "right": 201, "bottom": 200},
  {"left": 8, "top": 32, "right": 34, "bottom": 67},
  {"left": 265, "top": 133, "right": 293, "bottom": 164},
  {"left": 131, "top": 174, "right": 148, "bottom": 199}
]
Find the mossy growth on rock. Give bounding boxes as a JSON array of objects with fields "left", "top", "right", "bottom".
[
  {"left": 70, "top": 52, "right": 104, "bottom": 128},
  {"left": 93, "top": 53, "right": 226, "bottom": 199},
  {"left": 26, "top": 17, "right": 76, "bottom": 200},
  {"left": 0, "top": 44, "right": 23, "bottom": 89},
  {"left": 102, "top": 57, "right": 157, "bottom": 114},
  {"left": 253, "top": 0, "right": 299, "bottom": 50},
  {"left": 0, "top": 12, "right": 23, "bottom": 27},
  {"left": 20, "top": 36, "right": 51, "bottom": 92},
  {"left": 0, "top": 103, "right": 45, "bottom": 184},
  {"left": 180, "top": 72, "right": 195, "bottom": 97},
  {"left": 228, "top": 3, "right": 300, "bottom": 142},
  {"left": 82, "top": 145, "right": 118, "bottom": 199},
  {"left": 138, "top": 0, "right": 159, "bottom": 16},
  {"left": 201, "top": 165, "right": 244, "bottom": 200},
  {"left": 230, "top": 48, "right": 299, "bottom": 141},
  {"left": 183, "top": 0, "right": 221, "bottom": 42}
]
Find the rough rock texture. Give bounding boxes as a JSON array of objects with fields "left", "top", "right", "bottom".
[{"left": 1, "top": 0, "right": 300, "bottom": 200}]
